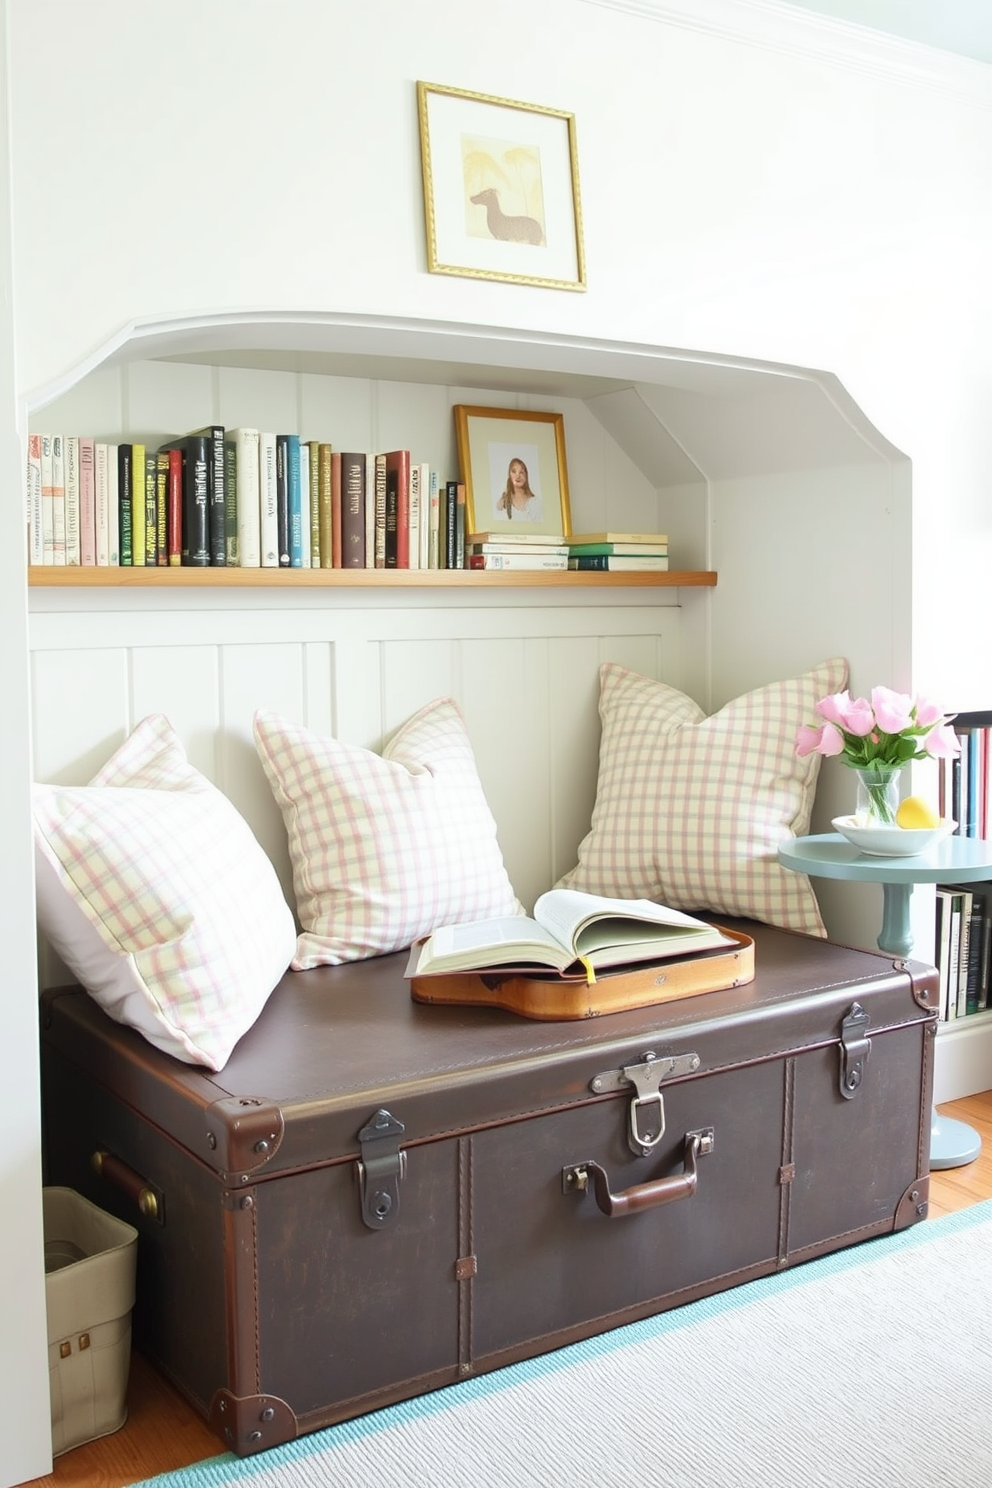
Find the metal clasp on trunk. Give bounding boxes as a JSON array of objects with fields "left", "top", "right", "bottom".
[
  {"left": 839, "top": 1002, "right": 871, "bottom": 1100},
  {"left": 590, "top": 1050, "right": 700, "bottom": 1156},
  {"left": 357, "top": 1109, "right": 407, "bottom": 1230}
]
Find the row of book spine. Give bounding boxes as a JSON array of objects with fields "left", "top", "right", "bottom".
[
  {"left": 26, "top": 430, "right": 468, "bottom": 570},
  {"left": 938, "top": 725, "right": 992, "bottom": 839},
  {"left": 934, "top": 883, "right": 992, "bottom": 1021}
]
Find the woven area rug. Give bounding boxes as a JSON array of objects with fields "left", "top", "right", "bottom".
[{"left": 133, "top": 1202, "right": 992, "bottom": 1488}]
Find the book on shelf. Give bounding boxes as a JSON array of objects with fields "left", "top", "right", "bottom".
[
  {"left": 26, "top": 433, "right": 43, "bottom": 565},
  {"left": 317, "top": 442, "right": 333, "bottom": 569},
  {"left": 935, "top": 889, "right": 953, "bottom": 1021},
  {"left": 567, "top": 541, "right": 668, "bottom": 556},
  {"left": 107, "top": 443, "right": 120, "bottom": 566},
  {"left": 162, "top": 445, "right": 182, "bottom": 566},
  {"left": 154, "top": 449, "right": 169, "bottom": 566},
  {"left": 95, "top": 442, "right": 112, "bottom": 566},
  {"left": 372, "top": 452, "right": 386, "bottom": 568},
  {"left": 956, "top": 889, "right": 973, "bottom": 1018},
  {"left": 78, "top": 437, "right": 95, "bottom": 565},
  {"left": 307, "top": 440, "right": 321, "bottom": 567},
  {"left": 408, "top": 462, "right": 421, "bottom": 571},
  {"left": 286, "top": 433, "right": 303, "bottom": 568},
  {"left": 117, "top": 443, "right": 133, "bottom": 566},
  {"left": 275, "top": 434, "right": 290, "bottom": 567},
  {"left": 340, "top": 452, "right": 366, "bottom": 568},
  {"left": 63, "top": 435, "right": 80, "bottom": 565},
  {"left": 224, "top": 428, "right": 261, "bottom": 568},
  {"left": 428, "top": 469, "right": 441, "bottom": 569},
  {"left": 469, "top": 552, "right": 569, "bottom": 571},
  {"left": 568, "top": 554, "right": 670, "bottom": 572},
  {"left": 40, "top": 433, "right": 54, "bottom": 564},
  {"left": 417, "top": 462, "right": 431, "bottom": 569},
  {"left": 143, "top": 448, "right": 158, "bottom": 565},
  {"left": 468, "top": 541, "right": 569, "bottom": 557},
  {"left": 299, "top": 441, "right": 312, "bottom": 566},
  {"left": 330, "top": 450, "right": 343, "bottom": 567},
  {"left": 183, "top": 434, "right": 211, "bottom": 567},
  {"left": 131, "top": 443, "right": 146, "bottom": 567},
  {"left": 405, "top": 889, "right": 736, "bottom": 980},
  {"left": 364, "top": 452, "right": 376, "bottom": 570},
  {"left": 51, "top": 434, "right": 66, "bottom": 565},
  {"left": 455, "top": 482, "right": 465, "bottom": 569},
  {"left": 189, "top": 424, "right": 226, "bottom": 565},
  {"left": 384, "top": 449, "right": 410, "bottom": 568},
  {"left": 467, "top": 529, "right": 565, "bottom": 546},
  {"left": 567, "top": 531, "right": 669, "bottom": 545},
  {"left": 259, "top": 432, "right": 278, "bottom": 568}
]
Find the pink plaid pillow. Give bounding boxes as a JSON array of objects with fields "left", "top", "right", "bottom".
[
  {"left": 556, "top": 658, "right": 849, "bottom": 935},
  {"left": 33, "top": 715, "right": 297, "bottom": 1070},
  {"left": 253, "top": 700, "right": 523, "bottom": 968}
]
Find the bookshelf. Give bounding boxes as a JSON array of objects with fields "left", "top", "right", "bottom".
[{"left": 27, "top": 565, "right": 716, "bottom": 590}]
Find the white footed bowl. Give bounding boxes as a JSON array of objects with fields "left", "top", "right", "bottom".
[{"left": 831, "top": 816, "right": 957, "bottom": 858}]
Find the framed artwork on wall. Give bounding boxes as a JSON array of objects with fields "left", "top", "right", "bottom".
[
  {"left": 453, "top": 405, "right": 572, "bottom": 537},
  {"left": 417, "top": 81, "right": 586, "bottom": 292}
]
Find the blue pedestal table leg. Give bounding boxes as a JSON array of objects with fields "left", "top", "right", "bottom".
[{"left": 877, "top": 882, "right": 982, "bottom": 1171}]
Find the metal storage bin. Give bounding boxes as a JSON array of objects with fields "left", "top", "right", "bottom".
[{"left": 43, "top": 1186, "right": 138, "bottom": 1456}]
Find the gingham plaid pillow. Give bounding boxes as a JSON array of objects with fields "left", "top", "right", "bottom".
[
  {"left": 556, "top": 658, "right": 849, "bottom": 936},
  {"left": 33, "top": 715, "right": 297, "bottom": 1070},
  {"left": 254, "top": 700, "right": 523, "bottom": 968}
]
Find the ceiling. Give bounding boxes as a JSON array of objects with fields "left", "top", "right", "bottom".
[{"left": 775, "top": 0, "right": 992, "bottom": 63}]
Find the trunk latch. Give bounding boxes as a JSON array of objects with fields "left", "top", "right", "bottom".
[
  {"left": 357, "top": 1108, "right": 407, "bottom": 1229},
  {"left": 839, "top": 1002, "right": 871, "bottom": 1100},
  {"left": 590, "top": 1050, "right": 701, "bottom": 1156}
]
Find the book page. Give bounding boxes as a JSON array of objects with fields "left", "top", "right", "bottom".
[
  {"left": 533, "top": 889, "right": 715, "bottom": 952},
  {"left": 408, "top": 914, "right": 571, "bottom": 975}
]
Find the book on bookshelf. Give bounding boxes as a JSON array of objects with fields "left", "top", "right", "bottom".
[
  {"left": 189, "top": 424, "right": 226, "bottom": 565},
  {"left": 330, "top": 450, "right": 342, "bottom": 568},
  {"left": 317, "top": 442, "right": 333, "bottom": 569},
  {"left": 469, "top": 552, "right": 569, "bottom": 571},
  {"left": 364, "top": 451, "right": 376, "bottom": 570},
  {"left": 275, "top": 434, "right": 290, "bottom": 567},
  {"left": 340, "top": 452, "right": 366, "bottom": 568},
  {"left": 117, "top": 443, "right": 133, "bottom": 566},
  {"left": 63, "top": 435, "right": 80, "bottom": 565},
  {"left": 568, "top": 554, "right": 670, "bottom": 571},
  {"left": 78, "top": 437, "right": 95, "bottom": 565},
  {"left": 567, "top": 531, "right": 669, "bottom": 545},
  {"left": 259, "top": 432, "right": 278, "bottom": 568},
  {"left": 467, "top": 529, "right": 565, "bottom": 546},
  {"left": 286, "top": 433, "right": 303, "bottom": 568},
  {"left": 417, "top": 462, "right": 431, "bottom": 569},
  {"left": 956, "top": 889, "right": 973, "bottom": 1018},
  {"left": 307, "top": 440, "right": 321, "bottom": 567},
  {"left": 40, "top": 433, "right": 54, "bottom": 564},
  {"left": 384, "top": 449, "right": 410, "bottom": 569},
  {"left": 566, "top": 541, "right": 669, "bottom": 556},
  {"left": 26, "top": 433, "right": 43, "bottom": 565},
  {"left": 300, "top": 441, "right": 312, "bottom": 566},
  {"left": 468, "top": 541, "right": 569, "bottom": 557},
  {"left": 455, "top": 482, "right": 465, "bottom": 569},
  {"left": 405, "top": 889, "right": 735, "bottom": 980},
  {"left": 155, "top": 450, "right": 169, "bottom": 566},
  {"left": 51, "top": 434, "right": 66, "bottom": 565},
  {"left": 131, "top": 443, "right": 146, "bottom": 567},
  {"left": 373, "top": 453, "right": 387, "bottom": 568},
  {"left": 94, "top": 442, "right": 111, "bottom": 566},
  {"left": 935, "top": 889, "right": 953, "bottom": 1021},
  {"left": 181, "top": 434, "right": 210, "bottom": 567},
  {"left": 225, "top": 428, "right": 261, "bottom": 568},
  {"left": 143, "top": 448, "right": 158, "bottom": 566},
  {"left": 443, "top": 480, "right": 458, "bottom": 570},
  {"left": 428, "top": 469, "right": 440, "bottom": 570},
  {"left": 107, "top": 443, "right": 120, "bottom": 566},
  {"left": 408, "top": 461, "right": 421, "bottom": 571}
]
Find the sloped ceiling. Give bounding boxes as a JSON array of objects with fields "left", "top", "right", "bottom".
[{"left": 774, "top": 0, "right": 992, "bottom": 64}]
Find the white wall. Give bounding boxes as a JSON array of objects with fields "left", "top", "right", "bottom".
[{"left": 4, "top": 3, "right": 992, "bottom": 1483}]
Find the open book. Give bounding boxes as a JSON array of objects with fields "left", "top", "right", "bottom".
[{"left": 406, "top": 889, "right": 736, "bottom": 979}]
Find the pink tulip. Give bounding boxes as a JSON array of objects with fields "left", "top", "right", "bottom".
[
  {"left": 913, "top": 696, "right": 945, "bottom": 728},
  {"left": 871, "top": 685, "right": 914, "bottom": 735},
  {"left": 842, "top": 697, "right": 875, "bottom": 736},
  {"left": 817, "top": 721, "right": 847, "bottom": 756},
  {"left": 923, "top": 723, "right": 962, "bottom": 759},
  {"left": 815, "top": 690, "right": 851, "bottom": 727},
  {"left": 796, "top": 724, "right": 824, "bottom": 757}
]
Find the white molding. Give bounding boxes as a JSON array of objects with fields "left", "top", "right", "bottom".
[{"left": 581, "top": 0, "right": 992, "bottom": 103}]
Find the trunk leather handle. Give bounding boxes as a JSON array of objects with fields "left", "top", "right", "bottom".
[
  {"left": 563, "top": 1127, "right": 714, "bottom": 1218},
  {"left": 92, "top": 1148, "right": 165, "bottom": 1224}
]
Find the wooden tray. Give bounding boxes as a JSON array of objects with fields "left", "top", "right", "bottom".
[{"left": 409, "top": 927, "right": 755, "bottom": 1020}]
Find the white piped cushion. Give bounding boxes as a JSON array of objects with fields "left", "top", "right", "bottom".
[
  {"left": 556, "top": 658, "right": 849, "bottom": 936},
  {"left": 33, "top": 715, "right": 297, "bottom": 1070},
  {"left": 253, "top": 700, "right": 523, "bottom": 968}
]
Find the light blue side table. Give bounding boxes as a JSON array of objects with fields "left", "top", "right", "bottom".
[{"left": 778, "top": 833, "right": 992, "bottom": 1171}]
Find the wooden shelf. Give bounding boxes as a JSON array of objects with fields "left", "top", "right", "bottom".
[{"left": 28, "top": 566, "right": 717, "bottom": 590}]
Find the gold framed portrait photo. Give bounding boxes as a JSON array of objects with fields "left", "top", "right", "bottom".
[
  {"left": 417, "top": 81, "right": 586, "bottom": 292},
  {"left": 454, "top": 406, "right": 572, "bottom": 538}
]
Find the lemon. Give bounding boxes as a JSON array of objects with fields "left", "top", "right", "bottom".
[{"left": 896, "top": 796, "right": 940, "bottom": 830}]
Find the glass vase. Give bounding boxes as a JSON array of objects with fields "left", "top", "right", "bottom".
[{"left": 853, "top": 765, "right": 901, "bottom": 827}]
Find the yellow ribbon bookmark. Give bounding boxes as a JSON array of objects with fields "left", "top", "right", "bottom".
[{"left": 578, "top": 956, "right": 596, "bottom": 984}]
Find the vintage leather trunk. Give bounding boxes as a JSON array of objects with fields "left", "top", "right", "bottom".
[{"left": 39, "top": 919, "right": 937, "bottom": 1459}]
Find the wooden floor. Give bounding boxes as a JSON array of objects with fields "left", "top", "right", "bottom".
[{"left": 25, "top": 1090, "right": 992, "bottom": 1488}]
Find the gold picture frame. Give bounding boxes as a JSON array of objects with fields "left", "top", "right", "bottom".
[
  {"left": 454, "top": 406, "right": 572, "bottom": 537},
  {"left": 417, "top": 81, "right": 586, "bottom": 292}
]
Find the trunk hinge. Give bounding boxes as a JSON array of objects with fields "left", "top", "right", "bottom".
[
  {"left": 839, "top": 1002, "right": 871, "bottom": 1100},
  {"left": 357, "top": 1108, "right": 406, "bottom": 1230}
]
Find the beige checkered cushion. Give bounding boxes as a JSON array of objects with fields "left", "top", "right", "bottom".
[
  {"left": 556, "top": 658, "right": 848, "bottom": 935},
  {"left": 33, "top": 715, "right": 297, "bottom": 1070},
  {"left": 254, "top": 700, "right": 523, "bottom": 968}
]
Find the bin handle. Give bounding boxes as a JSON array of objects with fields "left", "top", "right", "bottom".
[
  {"left": 92, "top": 1149, "right": 165, "bottom": 1224},
  {"left": 563, "top": 1127, "right": 714, "bottom": 1218}
]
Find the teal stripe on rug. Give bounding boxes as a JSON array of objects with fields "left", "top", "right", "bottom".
[{"left": 131, "top": 1202, "right": 992, "bottom": 1488}]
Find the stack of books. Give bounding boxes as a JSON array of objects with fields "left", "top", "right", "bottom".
[
  {"left": 466, "top": 531, "right": 569, "bottom": 571},
  {"left": 566, "top": 532, "right": 669, "bottom": 572}
]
